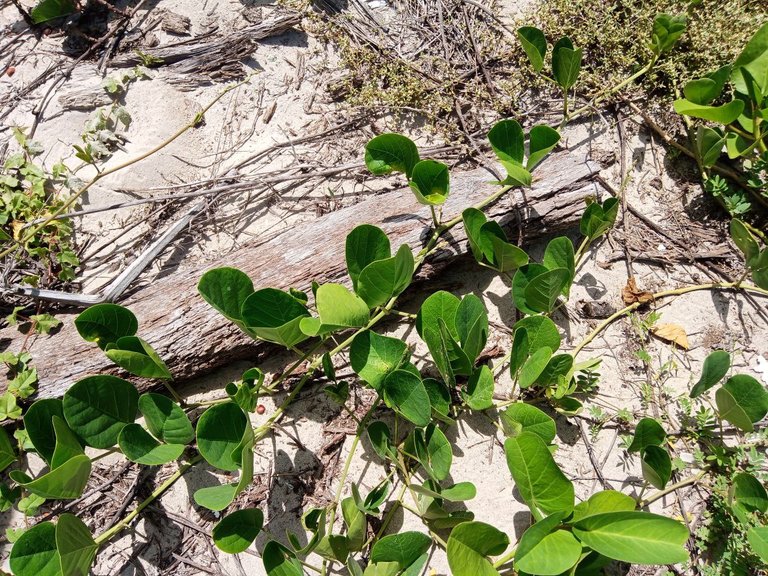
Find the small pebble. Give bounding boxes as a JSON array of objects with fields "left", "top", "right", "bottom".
[
  {"left": 5, "top": 66, "right": 15, "bottom": 77},
  {"left": 256, "top": 404, "right": 266, "bottom": 415}
]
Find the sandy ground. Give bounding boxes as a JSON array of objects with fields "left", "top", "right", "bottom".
[{"left": 1, "top": 1, "right": 767, "bottom": 575}]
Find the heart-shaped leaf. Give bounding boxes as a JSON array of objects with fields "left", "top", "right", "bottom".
[
  {"left": 716, "top": 374, "right": 768, "bottom": 432},
  {"left": 543, "top": 237, "right": 575, "bottom": 296},
  {"left": 138, "top": 393, "right": 194, "bottom": 445},
  {"left": 10, "top": 455, "right": 91, "bottom": 499},
  {"left": 732, "top": 21, "right": 768, "bottom": 95},
  {"left": 628, "top": 418, "right": 666, "bottom": 453},
  {"left": 382, "top": 369, "right": 431, "bottom": 427},
  {"left": 512, "top": 263, "right": 549, "bottom": 315},
  {"left": 571, "top": 490, "right": 636, "bottom": 523},
  {"left": 9, "top": 521, "right": 60, "bottom": 576},
  {"left": 463, "top": 365, "right": 494, "bottom": 410},
  {"left": 650, "top": 13, "right": 687, "bottom": 56},
  {"left": 24, "top": 399, "right": 65, "bottom": 466},
  {"left": 694, "top": 126, "right": 726, "bottom": 167},
  {"left": 517, "top": 26, "right": 547, "bottom": 72},
  {"left": 455, "top": 294, "right": 488, "bottom": 364},
  {"left": 731, "top": 472, "right": 768, "bottom": 515},
  {"left": 300, "top": 283, "right": 370, "bottom": 336},
  {"left": 515, "top": 512, "right": 581, "bottom": 575},
  {"left": 365, "top": 134, "right": 420, "bottom": 178},
  {"left": 63, "top": 375, "right": 138, "bottom": 449},
  {"left": 514, "top": 315, "right": 561, "bottom": 353},
  {"left": 263, "top": 541, "right": 303, "bottom": 576},
  {"left": 367, "top": 421, "right": 396, "bottom": 460},
  {"left": 683, "top": 65, "right": 731, "bottom": 104},
  {"left": 371, "top": 532, "right": 431, "bottom": 570},
  {"left": 197, "top": 267, "right": 254, "bottom": 330},
  {"left": 446, "top": 521, "right": 509, "bottom": 576},
  {"left": 641, "top": 445, "right": 672, "bottom": 489},
  {"left": 552, "top": 40, "right": 582, "bottom": 91},
  {"left": 196, "top": 402, "right": 248, "bottom": 471},
  {"left": 50, "top": 416, "right": 84, "bottom": 469},
  {"left": 527, "top": 125, "right": 560, "bottom": 170},
  {"left": 346, "top": 225, "right": 391, "bottom": 290},
  {"left": 488, "top": 120, "right": 524, "bottom": 165},
  {"left": 350, "top": 331, "right": 409, "bottom": 390},
  {"left": 524, "top": 268, "right": 570, "bottom": 313},
  {"left": 357, "top": 244, "right": 415, "bottom": 308},
  {"left": 56, "top": 513, "right": 97, "bottom": 576},
  {"left": 241, "top": 288, "right": 310, "bottom": 348},
  {"left": 499, "top": 403, "right": 556, "bottom": 444},
  {"left": 74, "top": 303, "right": 138, "bottom": 350},
  {"left": 673, "top": 98, "right": 745, "bottom": 124},
  {"left": 580, "top": 198, "right": 619, "bottom": 240},
  {"left": 411, "top": 423, "right": 452, "bottom": 481},
  {"left": 519, "top": 347, "right": 553, "bottom": 389},
  {"left": 212, "top": 508, "right": 263, "bottom": 553},
  {"left": 409, "top": 160, "right": 450, "bottom": 205}
]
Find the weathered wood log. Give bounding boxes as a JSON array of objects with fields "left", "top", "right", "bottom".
[{"left": 6, "top": 150, "right": 605, "bottom": 398}]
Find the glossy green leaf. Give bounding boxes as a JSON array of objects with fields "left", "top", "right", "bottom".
[
  {"left": 505, "top": 432, "right": 574, "bottom": 517},
  {"left": 346, "top": 225, "right": 391, "bottom": 290},
  {"left": 509, "top": 327, "right": 529, "bottom": 379},
  {"left": 683, "top": 65, "right": 731, "bottom": 104},
  {"left": 350, "top": 331, "right": 409, "bottom": 390},
  {"left": 24, "top": 399, "right": 66, "bottom": 466},
  {"left": 105, "top": 336, "right": 172, "bottom": 379},
  {"left": 357, "top": 244, "right": 415, "bottom": 307},
  {"left": 0, "top": 426, "right": 15, "bottom": 472},
  {"left": 488, "top": 119, "right": 524, "bottom": 165},
  {"left": 342, "top": 497, "right": 367, "bottom": 551},
  {"left": 10, "top": 455, "right": 91, "bottom": 499},
  {"left": 716, "top": 374, "right": 768, "bottom": 432},
  {"left": 519, "top": 347, "right": 553, "bottom": 389},
  {"left": 571, "top": 490, "right": 636, "bottom": 523},
  {"left": 512, "top": 263, "right": 549, "bottom": 315},
  {"left": 9, "top": 521, "right": 60, "bottom": 576},
  {"left": 417, "top": 291, "right": 461, "bottom": 383},
  {"left": 455, "top": 294, "right": 488, "bottom": 364},
  {"left": 50, "top": 416, "right": 84, "bottom": 469},
  {"left": 536, "top": 354, "right": 574, "bottom": 387},
  {"left": 517, "top": 26, "right": 547, "bottom": 72},
  {"left": 367, "top": 421, "right": 395, "bottom": 459},
  {"left": 212, "top": 508, "right": 263, "bottom": 553},
  {"left": 514, "top": 315, "right": 561, "bottom": 353},
  {"left": 197, "top": 267, "right": 254, "bottom": 330},
  {"left": 241, "top": 288, "right": 309, "bottom": 348},
  {"left": 650, "top": 13, "right": 687, "bottom": 56},
  {"left": 725, "top": 131, "right": 756, "bottom": 160},
  {"left": 499, "top": 159, "right": 533, "bottom": 187},
  {"left": 732, "top": 472, "right": 768, "bottom": 514},
  {"left": 525, "top": 268, "right": 570, "bottom": 313},
  {"left": 194, "top": 483, "right": 238, "bottom": 511},
  {"left": 409, "top": 159, "right": 450, "bottom": 205},
  {"left": 411, "top": 481, "right": 477, "bottom": 502},
  {"left": 488, "top": 234, "right": 529, "bottom": 272},
  {"left": 463, "top": 207, "right": 489, "bottom": 262},
  {"left": 196, "top": 402, "right": 248, "bottom": 471},
  {"left": 748, "top": 526, "right": 768, "bottom": 563},
  {"left": 301, "top": 283, "right": 370, "bottom": 335},
  {"left": 138, "top": 393, "right": 194, "bottom": 445},
  {"left": 641, "top": 446, "right": 671, "bottom": 490},
  {"left": 371, "top": 532, "right": 431, "bottom": 570},
  {"left": 263, "top": 540, "right": 303, "bottom": 576},
  {"left": 499, "top": 403, "right": 556, "bottom": 444},
  {"left": 74, "top": 303, "right": 138, "bottom": 350},
  {"left": 515, "top": 512, "right": 581, "bottom": 575},
  {"left": 365, "top": 133, "right": 420, "bottom": 178},
  {"left": 424, "top": 378, "right": 452, "bottom": 419},
  {"left": 732, "top": 21, "right": 768, "bottom": 95},
  {"left": 690, "top": 350, "right": 730, "bottom": 398},
  {"left": 580, "top": 198, "right": 619, "bottom": 241},
  {"left": 382, "top": 369, "right": 431, "bottom": 427},
  {"left": 463, "top": 365, "right": 494, "bottom": 410},
  {"left": 56, "top": 513, "right": 97, "bottom": 576},
  {"left": 63, "top": 375, "right": 138, "bottom": 449},
  {"left": 446, "top": 521, "right": 509, "bottom": 576},
  {"left": 552, "top": 42, "right": 582, "bottom": 90},
  {"left": 413, "top": 423, "right": 452, "bottom": 481},
  {"left": 628, "top": 418, "right": 666, "bottom": 453},
  {"left": 543, "top": 237, "right": 574, "bottom": 294},
  {"left": 30, "top": 0, "right": 78, "bottom": 23},
  {"left": 572, "top": 511, "right": 689, "bottom": 564},
  {"left": 527, "top": 125, "right": 560, "bottom": 170},
  {"left": 673, "top": 98, "right": 745, "bottom": 124},
  {"left": 118, "top": 424, "right": 184, "bottom": 465}
]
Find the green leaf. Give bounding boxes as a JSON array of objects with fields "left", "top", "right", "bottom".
[
  {"left": 367, "top": 421, "right": 395, "bottom": 460},
  {"left": 463, "top": 365, "right": 494, "bottom": 410},
  {"left": 9, "top": 521, "right": 60, "bottom": 576},
  {"left": 693, "top": 126, "right": 724, "bottom": 168},
  {"left": 346, "top": 225, "right": 391, "bottom": 290},
  {"left": 673, "top": 98, "right": 745, "bottom": 124},
  {"left": 196, "top": 403, "right": 248, "bottom": 471},
  {"left": 515, "top": 512, "right": 581, "bottom": 575},
  {"left": 194, "top": 483, "right": 238, "bottom": 511},
  {"left": 525, "top": 268, "right": 570, "bottom": 313},
  {"left": 301, "top": 283, "right": 370, "bottom": 335},
  {"left": 536, "top": 354, "right": 574, "bottom": 387},
  {"left": 411, "top": 481, "right": 477, "bottom": 502},
  {"left": 716, "top": 374, "right": 768, "bottom": 432},
  {"left": 499, "top": 159, "right": 533, "bottom": 187},
  {"left": 10, "top": 455, "right": 91, "bottom": 499},
  {"left": 514, "top": 315, "right": 561, "bottom": 353},
  {"left": 63, "top": 375, "right": 138, "bottom": 449},
  {"left": 683, "top": 65, "right": 731, "bottom": 104},
  {"left": 748, "top": 526, "right": 768, "bottom": 563},
  {"left": 350, "top": 331, "right": 409, "bottom": 390},
  {"left": 263, "top": 541, "right": 303, "bottom": 576},
  {"left": 463, "top": 207, "right": 489, "bottom": 262},
  {"left": 552, "top": 42, "right": 582, "bottom": 91},
  {"left": 24, "top": 399, "right": 66, "bottom": 465},
  {"left": 730, "top": 218, "right": 760, "bottom": 266},
  {"left": 30, "top": 0, "right": 78, "bottom": 24},
  {"left": 488, "top": 234, "right": 529, "bottom": 272},
  {"left": 512, "top": 264, "right": 548, "bottom": 315},
  {"left": 732, "top": 21, "right": 768, "bottom": 95},
  {"left": 212, "top": 508, "right": 263, "bottom": 553},
  {"left": 0, "top": 426, "right": 15, "bottom": 472},
  {"left": 650, "top": 13, "right": 687, "bottom": 56},
  {"left": 628, "top": 418, "right": 666, "bottom": 453},
  {"left": 542, "top": 237, "right": 574, "bottom": 296},
  {"left": 416, "top": 291, "right": 462, "bottom": 384},
  {"left": 382, "top": 369, "right": 431, "bottom": 427},
  {"left": 50, "top": 416, "right": 84, "bottom": 469},
  {"left": 241, "top": 288, "right": 309, "bottom": 348},
  {"left": 413, "top": 423, "right": 452, "bottom": 481},
  {"left": 0, "top": 390, "right": 21, "bottom": 421},
  {"left": 446, "top": 521, "right": 509, "bottom": 576},
  {"left": 342, "top": 497, "right": 367, "bottom": 551},
  {"left": 197, "top": 267, "right": 254, "bottom": 329},
  {"left": 519, "top": 347, "right": 553, "bottom": 389},
  {"left": 74, "top": 303, "right": 137, "bottom": 350},
  {"left": 641, "top": 446, "right": 671, "bottom": 490},
  {"left": 527, "top": 125, "right": 560, "bottom": 170},
  {"left": 488, "top": 119, "right": 524, "bottom": 165},
  {"left": 138, "top": 393, "right": 194, "bottom": 445},
  {"left": 104, "top": 336, "right": 172, "bottom": 379},
  {"left": 499, "top": 403, "right": 556, "bottom": 444},
  {"left": 455, "top": 294, "right": 488, "bottom": 364},
  {"left": 365, "top": 134, "right": 420, "bottom": 178},
  {"left": 371, "top": 532, "right": 431, "bottom": 570},
  {"left": 409, "top": 160, "right": 450, "bottom": 205},
  {"left": 571, "top": 490, "right": 636, "bottom": 523},
  {"left": 357, "top": 244, "right": 415, "bottom": 307},
  {"left": 572, "top": 511, "right": 689, "bottom": 564},
  {"left": 118, "top": 424, "right": 184, "bottom": 465},
  {"left": 517, "top": 26, "right": 547, "bottom": 72},
  {"left": 726, "top": 131, "right": 756, "bottom": 159},
  {"left": 424, "top": 377, "right": 452, "bottom": 419},
  {"left": 56, "top": 513, "right": 97, "bottom": 576},
  {"left": 580, "top": 198, "right": 619, "bottom": 240},
  {"left": 731, "top": 472, "right": 768, "bottom": 514},
  {"left": 505, "top": 432, "right": 574, "bottom": 517},
  {"left": 690, "top": 350, "right": 731, "bottom": 398}
]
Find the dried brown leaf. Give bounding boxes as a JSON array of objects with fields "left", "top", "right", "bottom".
[
  {"left": 622, "top": 276, "right": 654, "bottom": 305},
  {"left": 651, "top": 323, "right": 689, "bottom": 349}
]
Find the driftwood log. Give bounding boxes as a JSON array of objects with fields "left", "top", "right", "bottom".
[{"left": 7, "top": 150, "right": 606, "bottom": 398}]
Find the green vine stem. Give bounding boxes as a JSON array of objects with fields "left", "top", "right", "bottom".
[
  {"left": 93, "top": 454, "right": 203, "bottom": 546},
  {"left": 638, "top": 469, "right": 708, "bottom": 508}
]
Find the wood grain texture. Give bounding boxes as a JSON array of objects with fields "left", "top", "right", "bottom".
[{"left": 7, "top": 150, "right": 605, "bottom": 398}]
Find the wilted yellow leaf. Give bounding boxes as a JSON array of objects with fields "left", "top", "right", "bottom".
[{"left": 651, "top": 323, "right": 689, "bottom": 349}]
